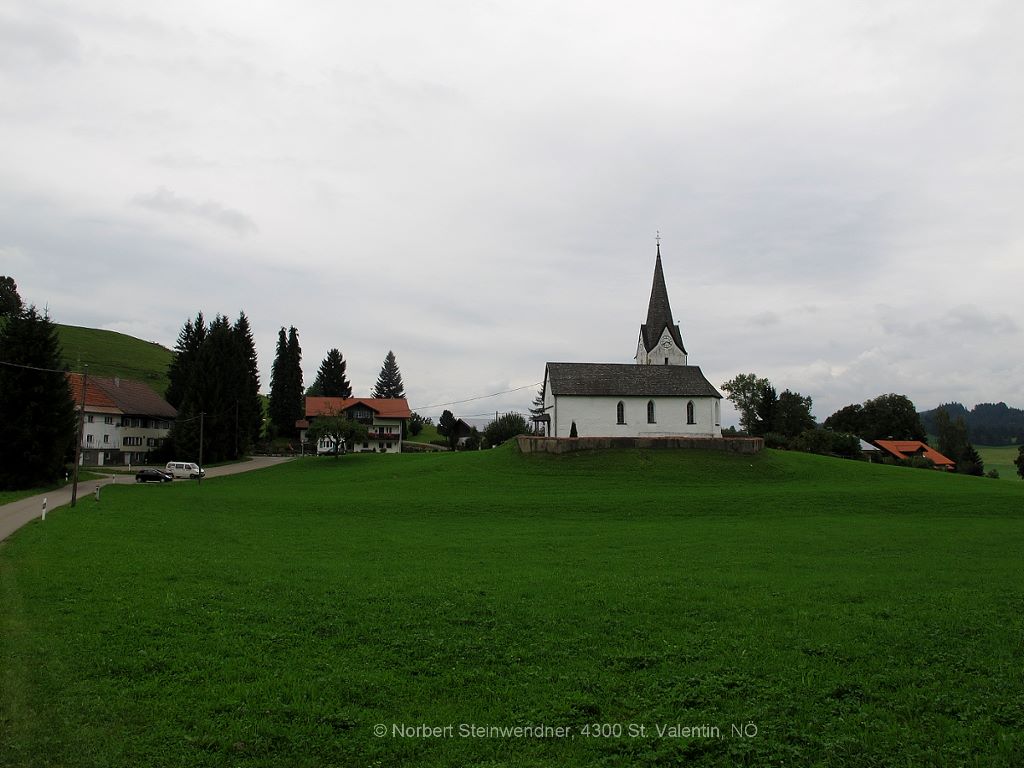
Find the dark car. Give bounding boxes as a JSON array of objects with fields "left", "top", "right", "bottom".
[{"left": 135, "top": 468, "right": 173, "bottom": 483}]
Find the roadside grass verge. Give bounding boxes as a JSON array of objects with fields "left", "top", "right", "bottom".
[{"left": 2, "top": 447, "right": 1022, "bottom": 766}]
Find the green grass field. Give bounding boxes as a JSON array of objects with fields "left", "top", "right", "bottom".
[
  {"left": 57, "top": 324, "right": 172, "bottom": 396},
  {"left": 2, "top": 447, "right": 1023, "bottom": 766},
  {"left": 976, "top": 445, "right": 1022, "bottom": 479}
]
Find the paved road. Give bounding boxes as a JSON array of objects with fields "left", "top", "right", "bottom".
[{"left": 0, "top": 456, "right": 292, "bottom": 544}]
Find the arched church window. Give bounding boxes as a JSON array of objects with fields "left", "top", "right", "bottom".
[
  {"left": 715, "top": 400, "right": 720, "bottom": 426},
  {"left": 647, "top": 400, "right": 656, "bottom": 423},
  {"left": 616, "top": 401, "right": 625, "bottom": 424},
  {"left": 687, "top": 400, "right": 696, "bottom": 425}
]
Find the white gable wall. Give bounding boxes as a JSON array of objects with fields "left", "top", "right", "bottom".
[
  {"left": 551, "top": 394, "right": 721, "bottom": 438},
  {"left": 635, "top": 327, "right": 687, "bottom": 366}
]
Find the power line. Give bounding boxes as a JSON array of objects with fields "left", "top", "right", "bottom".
[
  {"left": 0, "top": 359, "right": 70, "bottom": 374},
  {"left": 411, "top": 382, "right": 541, "bottom": 412}
]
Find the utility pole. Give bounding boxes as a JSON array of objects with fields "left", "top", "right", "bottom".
[
  {"left": 71, "top": 365, "right": 87, "bottom": 508},
  {"left": 198, "top": 411, "right": 205, "bottom": 485}
]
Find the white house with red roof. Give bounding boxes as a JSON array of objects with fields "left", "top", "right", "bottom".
[
  {"left": 298, "top": 396, "right": 412, "bottom": 454},
  {"left": 67, "top": 373, "right": 177, "bottom": 466}
]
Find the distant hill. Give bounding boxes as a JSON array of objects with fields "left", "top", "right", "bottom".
[
  {"left": 920, "top": 402, "right": 1024, "bottom": 446},
  {"left": 57, "top": 324, "right": 172, "bottom": 397}
]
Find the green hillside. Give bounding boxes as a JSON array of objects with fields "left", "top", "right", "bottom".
[
  {"left": 56, "top": 324, "right": 172, "bottom": 396},
  {"left": 2, "top": 447, "right": 1022, "bottom": 766}
]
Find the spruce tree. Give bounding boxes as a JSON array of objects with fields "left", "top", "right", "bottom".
[
  {"left": 0, "top": 307, "right": 77, "bottom": 489},
  {"left": 165, "top": 312, "right": 207, "bottom": 408},
  {"left": 371, "top": 350, "right": 405, "bottom": 399},
  {"left": 0, "top": 276, "right": 23, "bottom": 318},
  {"left": 166, "top": 312, "right": 263, "bottom": 462},
  {"left": 231, "top": 312, "right": 263, "bottom": 450},
  {"left": 308, "top": 348, "right": 352, "bottom": 398},
  {"left": 529, "top": 387, "right": 546, "bottom": 435},
  {"left": 269, "top": 326, "right": 304, "bottom": 437}
]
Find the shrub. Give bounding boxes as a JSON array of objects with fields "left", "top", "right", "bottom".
[{"left": 483, "top": 413, "right": 530, "bottom": 448}]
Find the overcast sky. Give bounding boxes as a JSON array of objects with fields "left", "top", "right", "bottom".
[{"left": 2, "top": 1, "right": 1022, "bottom": 424}]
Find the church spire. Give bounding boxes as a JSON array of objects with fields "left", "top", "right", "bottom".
[{"left": 636, "top": 242, "right": 687, "bottom": 361}]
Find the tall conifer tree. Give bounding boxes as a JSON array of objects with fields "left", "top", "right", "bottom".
[
  {"left": 232, "top": 312, "right": 263, "bottom": 448},
  {"left": 371, "top": 350, "right": 405, "bottom": 399},
  {"left": 308, "top": 348, "right": 352, "bottom": 398},
  {"left": 165, "top": 311, "right": 262, "bottom": 462},
  {"left": 0, "top": 307, "right": 76, "bottom": 489},
  {"left": 269, "top": 326, "right": 304, "bottom": 437},
  {"left": 165, "top": 312, "right": 207, "bottom": 408}
]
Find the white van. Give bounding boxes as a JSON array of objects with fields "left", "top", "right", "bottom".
[{"left": 165, "top": 461, "right": 205, "bottom": 479}]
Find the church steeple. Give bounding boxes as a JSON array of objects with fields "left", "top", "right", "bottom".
[{"left": 636, "top": 241, "right": 687, "bottom": 365}]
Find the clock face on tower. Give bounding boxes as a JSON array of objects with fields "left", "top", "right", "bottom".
[{"left": 661, "top": 339, "right": 673, "bottom": 350}]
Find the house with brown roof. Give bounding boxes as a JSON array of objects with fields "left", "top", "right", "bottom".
[
  {"left": 67, "top": 373, "right": 177, "bottom": 466},
  {"left": 537, "top": 244, "right": 723, "bottom": 439},
  {"left": 874, "top": 439, "right": 956, "bottom": 470},
  {"left": 298, "top": 396, "right": 412, "bottom": 454}
]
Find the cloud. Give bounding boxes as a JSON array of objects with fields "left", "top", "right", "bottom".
[
  {"left": 0, "top": 14, "right": 80, "bottom": 66},
  {"left": 878, "top": 304, "right": 1019, "bottom": 338},
  {"left": 131, "top": 188, "right": 256, "bottom": 235}
]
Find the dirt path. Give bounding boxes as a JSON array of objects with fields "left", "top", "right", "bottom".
[{"left": 0, "top": 456, "right": 293, "bottom": 544}]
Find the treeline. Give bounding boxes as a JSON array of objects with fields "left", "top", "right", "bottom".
[
  {"left": 166, "top": 311, "right": 409, "bottom": 452},
  {"left": 722, "top": 373, "right": 930, "bottom": 461},
  {"left": 919, "top": 402, "right": 1024, "bottom": 446},
  {"left": 162, "top": 312, "right": 263, "bottom": 465}
]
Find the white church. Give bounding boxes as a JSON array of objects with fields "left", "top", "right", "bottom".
[{"left": 538, "top": 244, "right": 723, "bottom": 439}]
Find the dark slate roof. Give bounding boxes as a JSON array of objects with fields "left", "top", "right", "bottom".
[
  {"left": 92, "top": 376, "right": 178, "bottom": 418},
  {"left": 639, "top": 246, "right": 687, "bottom": 354},
  {"left": 545, "top": 363, "right": 721, "bottom": 398}
]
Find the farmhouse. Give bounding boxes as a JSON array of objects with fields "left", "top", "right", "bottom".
[
  {"left": 538, "top": 244, "right": 723, "bottom": 439},
  {"left": 67, "top": 373, "right": 177, "bottom": 466},
  {"left": 874, "top": 439, "right": 956, "bottom": 470},
  {"left": 299, "top": 396, "right": 411, "bottom": 454}
]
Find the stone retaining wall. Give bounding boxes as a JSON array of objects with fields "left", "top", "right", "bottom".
[{"left": 515, "top": 435, "right": 764, "bottom": 455}]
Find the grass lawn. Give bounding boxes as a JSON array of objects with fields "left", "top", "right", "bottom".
[
  {"left": 2, "top": 447, "right": 1023, "bottom": 766},
  {"left": 0, "top": 472, "right": 105, "bottom": 506},
  {"left": 57, "top": 324, "right": 172, "bottom": 395},
  {"left": 976, "top": 444, "right": 1022, "bottom": 480}
]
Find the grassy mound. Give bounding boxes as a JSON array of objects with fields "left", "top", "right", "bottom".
[
  {"left": 2, "top": 448, "right": 1022, "bottom": 766},
  {"left": 57, "top": 324, "right": 172, "bottom": 396}
]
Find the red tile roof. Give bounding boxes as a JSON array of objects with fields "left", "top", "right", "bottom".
[
  {"left": 92, "top": 376, "right": 177, "bottom": 418},
  {"left": 65, "top": 373, "right": 177, "bottom": 418},
  {"left": 305, "top": 397, "right": 412, "bottom": 420},
  {"left": 66, "top": 373, "right": 119, "bottom": 410},
  {"left": 874, "top": 440, "right": 956, "bottom": 468}
]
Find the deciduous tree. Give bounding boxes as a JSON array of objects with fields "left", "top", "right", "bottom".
[
  {"left": 436, "top": 409, "right": 458, "bottom": 449},
  {"left": 773, "top": 390, "right": 816, "bottom": 438},
  {"left": 306, "top": 410, "right": 368, "bottom": 457},
  {"left": 721, "top": 373, "right": 770, "bottom": 434},
  {"left": 483, "top": 412, "right": 529, "bottom": 447},
  {"left": 825, "top": 394, "right": 925, "bottom": 442}
]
